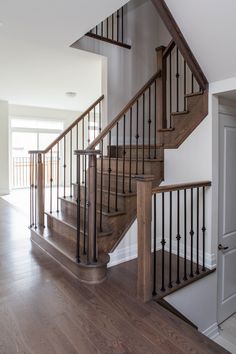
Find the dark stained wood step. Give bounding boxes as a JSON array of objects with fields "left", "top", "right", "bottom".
[
  {"left": 171, "top": 110, "right": 189, "bottom": 116},
  {"left": 46, "top": 211, "right": 112, "bottom": 242},
  {"left": 108, "top": 144, "right": 164, "bottom": 159},
  {"left": 86, "top": 32, "right": 132, "bottom": 49},
  {"left": 72, "top": 185, "right": 136, "bottom": 211},
  {"left": 31, "top": 226, "right": 110, "bottom": 283}
]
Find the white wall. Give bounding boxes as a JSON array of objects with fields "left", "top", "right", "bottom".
[
  {"left": 0, "top": 100, "right": 10, "bottom": 195},
  {"left": 165, "top": 272, "right": 219, "bottom": 337},
  {"left": 74, "top": 0, "right": 171, "bottom": 121}
]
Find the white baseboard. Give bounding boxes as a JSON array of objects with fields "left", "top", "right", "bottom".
[
  {"left": 0, "top": 189, "right": 10, "bottom": 196},
  {"left": 108, "top": 244, "right": 137, "bottom": 268},
  {"left": 202, "top": 322, "right": 219, "bottom": 339}
]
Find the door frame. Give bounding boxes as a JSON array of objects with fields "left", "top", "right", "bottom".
[{"left": 214, "top": 95, "right": 236, "bottom": 324}]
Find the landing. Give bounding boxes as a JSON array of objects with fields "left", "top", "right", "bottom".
[{"left": 0, "top": 197, "right": 227, "bottom": 354}]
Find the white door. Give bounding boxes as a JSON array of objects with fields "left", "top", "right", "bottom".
[{"left": 218, "top": 112, "right": 236, "bottom": 324}]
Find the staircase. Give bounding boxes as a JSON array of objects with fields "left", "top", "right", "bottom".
[{"left": 29, "top": 2, "right": 211, "bottom": 300}]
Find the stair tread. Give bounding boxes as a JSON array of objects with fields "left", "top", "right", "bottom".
[
  {"left": 101, "top": 157, "right": 164, "bottom": 162},
  {"left": 72, "top": 185, "right": 136, "bottom": 198},
  {"left": 46, "top": 211, "right": 112, "bottom": 236},
  {"left": 171, "top": 110, "right": 189, "bottom": 116},
  {"left": 34, "top": 227, "right": 109, "bottom": 265},
  {"left": 158, "top": 128, "right": 175, "bottom": 132},
  {"left": 185, "top": 91, "right": 203, "bottom": 98}
]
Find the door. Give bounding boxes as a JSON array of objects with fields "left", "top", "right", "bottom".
[{"left": 218, "top": 112, "right": 236, "bottom": 323}]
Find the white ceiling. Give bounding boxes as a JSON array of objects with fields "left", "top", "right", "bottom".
[
  {"left": 165, "top": 0, "right": 236, "bottom": 84},
  {"left": 0, "top": 0, "right": 128, "bottom": 111}
]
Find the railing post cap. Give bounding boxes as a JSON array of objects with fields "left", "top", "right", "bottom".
[
  {"left": 135, "top": 175, "right": 155, "bottom": 182},
  {"left": 156, "top": 45, "right": 166, "bottom": 52}
]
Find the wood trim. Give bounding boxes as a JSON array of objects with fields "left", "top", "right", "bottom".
[
  {"left": 136, "top": 175, "right": 154, "bottom": 302},
  {"left": 153, "top": 181, "right": 211, "bottom": 194},
  {"left": 86, "top": 32, "right": 131, "bottom": 49},
  {"left": 29, "top": 95, "right": 104, "bottom": 154},
  {"left": 88, "top": 71, "right": 161, "bottom": 150},
  {"left": 151, "top": 0, "right": 208, "bottom": 90}
]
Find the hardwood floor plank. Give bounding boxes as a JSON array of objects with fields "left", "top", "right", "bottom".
[{"left": 0, "top": 198, "right": 228, "bottom": 354}]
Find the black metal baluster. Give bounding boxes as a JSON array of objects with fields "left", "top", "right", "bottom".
[
  {"left": 154, "top": 80, "right": 157, "bottom": 159},
  {"left": 82, "top": 119, "right": 85, "bottom": 184},
  {"left": 121, "top": 6, "right": 124, "bottom": 43},
  {"left": 161, "top": 192, "right": 166, "bottom": 292},
  {"left": 88, "top": 112, "right": 91, "bottom": 145},
  {"left": 101, "top": 20, "right": 103, "bottom": 37},
  {"left": 129, "top": 107, "right": 132, "bottom": 193},
  {"left": 191, "top": 73, "right": 194, "bottom": 93},
  {"left": 176, "top": 190, "right": 181, "bottom": 284},
  {"left": 83, "top": 155, "right": 87, "bottom": 255},
  {"left": 112, "top": 13, "right": 114, "bottom": 40},
  {"left": 70, "top": 130, "right": 73, "bottom": 197},
  {"left": 34, "top": 157, "right": 38, "bottom": 229},
  {"left": 190, "top": 188, "right": 194, "bottom": 277},
  {"left": 176, "top": 47, "right": 179, "bottom": 113},
  {"left": 142, "top": 93, "right": 145, "bottom": 174},
  {"left": 99, "top": 101, "right": 102, "bottom": 133},
  {"left": 76, "top": 155, "right": 81, "bottom": 263},
  {"left": 148, "top": 86, "right": 151, "bottom": 159},
  {"left": 153, "top": 193, "right": 157, "bottom": 296},
  {"left": 94, "top": 107, "right": 96, "bottom": 140},
  {"left": 108, "top": 131, "right": 112, "bottom": 213},
  {"left": 50, "top": 150, "right": 53, "bottom": 213},
  {"left": 115, "top": 122, "right": 119, "bottom": 211},
  {"left": 63, "top": 136, "right": 66, "bottom": 198},
  {"left": 30, "top": 155, "right": 33, "bottom": 227},
  {"left": 96, "top": 25, "right": 98, "bottom": 35},
  {"left": 169, "top": 52, "right": 172, "bottom": 128},
  {"left": 106, "top": 17, "right": 109, "bottom": 39},
  {"left": 169, "top": 191, "right": 173, "bottom": 288},
  {"left": 117, "top": 9, "right": 120, "bottom": 42},
  {"left": 57, "top": 143, "right": 59, "bottom": 212},
  {"left": 196, "top": 187, "right": 200, "bottom": 274},
  {"left": 76, "top": 123, "right": 79, "bottom": 150},
  {"left": 202, "top": 186, "right": 206, "bottom": 271},
  {"left": 183, "top": 189, "right": 187, "bottom": 280},
  {"left": 184, "top": 60, "right": 187, "bottom": 111},
  {"left": 123, "top": 115, "right": 126, "bottom": 194},
  {"left": 99, "top": 140, "right": 104, "bottom": 232},
  {"left": 135, "top": 101, "right": 139, "bottom": 174}
]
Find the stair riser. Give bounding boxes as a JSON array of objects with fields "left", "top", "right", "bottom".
[
  {"left": 72, "top": 185, "right": 135, "bottom": 211},
  {"left": 108, "top": 146, "right": 163, "bottom": 160},
  {"left": 97, "top": 158, "right": 163, "bottom": 176},
  {"left": 47, "top": 214, "right": 76, "bottom": 240}
]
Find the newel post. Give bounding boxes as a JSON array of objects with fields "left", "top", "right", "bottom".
[
  {"left": 156, "top": 46, "right": 167, "bottom": 131},
  {"left": 136, "top": 175, "right": 154, "bottom": 302},
  {"left": 87, "top": 150, "right": 100, "bottom": 263},
  {"left": 37, "top": 153, "right": 45, "bottom": 227}
]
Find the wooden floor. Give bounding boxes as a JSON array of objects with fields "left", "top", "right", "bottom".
[{"left": 0, "top": 198, "right": 228, "bottom": 354}]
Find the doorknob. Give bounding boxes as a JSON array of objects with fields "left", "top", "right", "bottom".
[{"left": 218, "top": 244, "right": 229, "bottom": 251}]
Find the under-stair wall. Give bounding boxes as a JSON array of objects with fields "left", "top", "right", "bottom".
[{"left": 73, "top": 0, "right": 171, "bottom": 121}]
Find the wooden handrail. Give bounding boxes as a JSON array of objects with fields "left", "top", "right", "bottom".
[
  {"left": 162, "top": 39, "right": 175, "bottom": 58},
  {"left": 152, "top": 181, "right": 211, "bottom": 194},
  {"left": 151, "top": 0, "right": 208, "bottom": 90},
  {"left": 87, "top": 72, "right": 161, "bottom": 150},
  {"left": 29, "top": 95, "right": 104, "bottom": 155}
]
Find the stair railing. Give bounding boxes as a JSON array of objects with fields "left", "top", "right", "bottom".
[
  {"left": 29, "top": 95, "right": 104, "bottom": 234},
  {"left": 75, "top": 71, "right": 162, "bottom": 263},
  {"left": 156, "top": 40, "right": 207, "bottom": 131},
  {"left": 86, "top": 5, "right": 131, "bottom": 49},
  {"left": 136, "top": 179, "right": 211, "bottom": 302}
]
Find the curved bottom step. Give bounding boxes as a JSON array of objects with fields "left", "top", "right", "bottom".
[{"left": 30, "top": 228, "right": 109, "bottom": 284}]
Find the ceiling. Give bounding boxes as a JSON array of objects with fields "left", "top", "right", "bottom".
[
  {"left": 0, "top": 0, "right": 128, "bottom": 111},
  {"left": 165, "top": 0, "right": 236, "bottom": 84}
]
